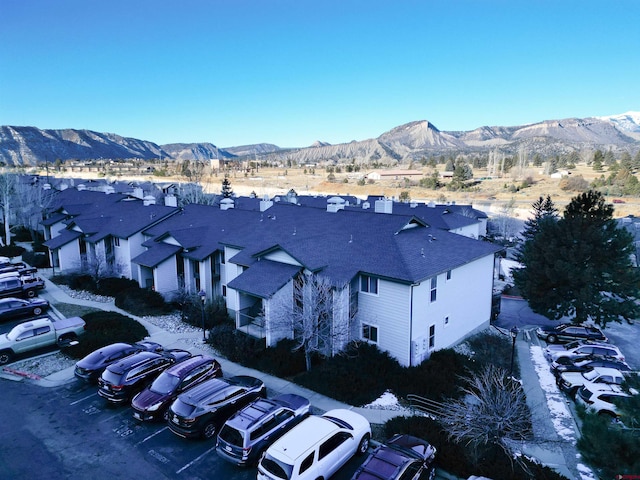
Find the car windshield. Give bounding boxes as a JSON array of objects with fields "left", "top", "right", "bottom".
[
  {"left": 260, "top": 454, "right": 293, "bottom": 479},
  {"left": 150, "top": 372, "right": 180, "bottom": 394}
]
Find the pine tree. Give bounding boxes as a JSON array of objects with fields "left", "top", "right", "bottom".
[
  {"left": 221, "top": 175, "right": 233, "bottom": 198},
  {"left": 514, "top": 195, "right": 558, "bottom": 262},
  {"left": 513, "top": 190, "right": 640, "bottom": 326}
]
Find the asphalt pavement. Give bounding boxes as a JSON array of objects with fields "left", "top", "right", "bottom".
[{"left": 7, "top": 279, "right": 585, "bottom": 479}]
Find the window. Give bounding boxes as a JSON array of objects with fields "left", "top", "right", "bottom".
[
  {"left": 360, "top": 275, "right": 378, "bottom": 294},
  {"left": 444, "top": 316, "right": 449, "bottom": 327},
  {"left": 362, "top": 324, "right": 378, "bottom": 343},
  {"left": 446, "top": 270, "right": 452, "bottom": 280},
  {"left": 428, "top": 324, "right": 435, "bottom": 349},
  {"left": 113, "top": 237, "right": 120, "bottom": 247},
  {"left": 430, "top": 277, "right": 437, "bottom": 302},
  {"left": 299, "top": 452, "right": 314, "bottom": 474},
  {"left": 222, "top": 285, "right": 227, "bottom": 297},
  {"left": 319, "top": 432, "right": 350, "bottom": 460}
]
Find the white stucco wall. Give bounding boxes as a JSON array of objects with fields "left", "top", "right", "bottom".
[{"left": 153, "top": 258, "right": 179, "bottom": 300}]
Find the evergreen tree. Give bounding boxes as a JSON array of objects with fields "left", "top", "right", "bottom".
[
  {"left": 515, "top": 195, "right": 558, "bottom": 262},
  {"left": 513, "top": 190, "right": 640, "bottom": 326},
  {"left": 221, "top": 174, "right": 233, "bottom": 198}
]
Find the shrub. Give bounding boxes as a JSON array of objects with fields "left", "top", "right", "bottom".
[
  {"left": 96, "top": 277, "right": 139, "bottom": 297},
  {"left": 295, "top": 342, "right": 403, "bottom": 406},
  {"left": 383, "top": 416, "right": 568, "bottom": 480},
  {"left": 62, "top": 311, "right": 149, "bottom": 359},
  {"left": 22, "top": 250, "right": 49, "bottom": 268},
  {"left": 396, "top": 349, "right": 474, "bottom": 401},
  {"left": 115, "top": 287, "right": 169, "bottom": 316},
  {"left": 254, "top": 339, "right": 307, "bottom": 377},
  {"left": 0, "top": 244, "right": 25, "bottom": 258},
  {"left": 208, "top": 321, "right": 265, "bottom": 364},
  {"left": 577, "top": 414, "right": 640, "bottom": 478}
]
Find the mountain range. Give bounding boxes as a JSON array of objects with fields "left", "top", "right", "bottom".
[{"left": 1, "top": 112, "right": 639, "bottom": 167}]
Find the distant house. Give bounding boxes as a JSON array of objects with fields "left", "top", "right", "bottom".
[{"left": 366, "top": 169, "right": 423, "bottom": 181}]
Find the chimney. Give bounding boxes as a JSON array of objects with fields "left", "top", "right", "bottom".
[
  {"left": 220, "top": 198, "right": 235, "bottom": 211},
  {"left": 374, "top": 198, "right": 393, "bottom": 214},
  {"left": 143, "top": 195, "right": 156, "bottom": 206},
  {"left": 164, "top": 194, "right": 177, "bottom": 207},
  {"left": 260, "top": 196, "right": 273, "bottom": 212}
]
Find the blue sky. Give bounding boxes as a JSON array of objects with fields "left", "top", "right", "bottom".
[{"left": 1, "top": 1, "right": 638, "bottom": 148}]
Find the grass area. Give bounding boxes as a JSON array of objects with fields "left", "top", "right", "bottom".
[{"left": 52, "top": 302, "right": 103, "bottom": 319}]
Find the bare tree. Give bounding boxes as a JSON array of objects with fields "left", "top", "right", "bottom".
[
  {"left": 269, "top": 272, "right": 353, "bottom": 372},
  {"left": 0, "top": 171, "right": 17, "bottom": 246},
  {"left": 439, "top": 365, "right": 531, "bottom": 462},
  {"left": 13, "top": 178, "right": 55, "bottom": 241}
]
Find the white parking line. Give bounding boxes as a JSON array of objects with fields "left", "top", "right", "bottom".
[
  {"left": 70, "top": 393, "right": 97, "bottom": 406},
  {"left": 176, "top": 446, "right": 216, "bottom": 474},
  {"left": 136, "top": 426, "right": 169, "bottom": 446}
]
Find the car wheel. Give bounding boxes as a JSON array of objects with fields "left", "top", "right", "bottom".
[
  {"left": 26, "top": 290, "right": 36, "bottom": 298},
  {"left": 0, "top": 350, "right": 13, "bottom": 365},
  {"left": 547, "top": 334, "right": 558, "bottom": 344},
  {"left": 356, "top": 433, "right": 370, "bottom": 455},
  {"left": 33, "top": 307, "right": 43, "bottom": 315},
  {"left": 202, "top": 422, "right": 217, "bottom": 439}
]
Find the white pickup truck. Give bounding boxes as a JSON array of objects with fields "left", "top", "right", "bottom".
[{"left": 0, "top": 316, "right": 86, "bottom": 365}]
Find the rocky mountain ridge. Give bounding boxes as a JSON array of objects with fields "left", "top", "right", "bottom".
[{"left": 1, "top": 113, "right": 639, "bottom": 166}]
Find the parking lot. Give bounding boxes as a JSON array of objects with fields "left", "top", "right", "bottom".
[{"left": 0, "top": 376, "right": 368, "bottom": 480}]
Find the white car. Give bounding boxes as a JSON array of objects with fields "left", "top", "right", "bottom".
[
  {"left": 575, "top": 383, "right": 635, "bottom": 419},
  {"left": 257, "top": 408, "right": 371, "bottom": 480},
  {"left": 558, "top": 366, "right": 625, "bottom": 397},
  {"left": 545, "top": 342, "right": 625, "bottom": 364}
]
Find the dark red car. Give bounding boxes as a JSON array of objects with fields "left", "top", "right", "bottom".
[
  {"left": 131, "top": 355, "right": 222, "bottom": 422},
  {"left": 351, "top": 434, "right": 437, "bottom": 480}
]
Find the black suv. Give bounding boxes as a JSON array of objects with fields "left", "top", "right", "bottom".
[
  {"left": 168, "top": 375, "right": 266, "bottom": 440},
  {"left": 351, "top": 434, "right": 437, "bottom": 480},
  {"left": 75, "top": 341, "right": 163, "bottom": 383},
  {"left": 536, "top": 324, "right": 607, "bottom": 344},
  {"left": 97, "top": 349, "right": 191, "bottom": 404},
  {"left": 216, "top": 393, "right": 310, "bottom": 466}
]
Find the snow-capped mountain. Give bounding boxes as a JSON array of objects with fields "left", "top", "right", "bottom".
[{"left": 596, "top": 111, "right": 640, "bottom": 133}]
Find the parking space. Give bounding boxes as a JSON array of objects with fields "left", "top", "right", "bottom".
[{"left": 0, "top": 377, "right": 365, "bottom": 480}]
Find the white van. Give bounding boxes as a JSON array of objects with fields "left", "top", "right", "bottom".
[{"left": 256, "top": 408, "right": 370, "bottom": 480}]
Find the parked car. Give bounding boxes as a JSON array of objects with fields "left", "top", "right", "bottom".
[
  {"left": 550, "top": 355, "right": 632, "bottom": 379},
  {"left": 97, "top": 349, "right": 192, "bottom": 404},
  {"left": 0, "top": 316, "right": 85, "bottom": 365},
  {"left": 0, "top": 273, "right": 45, "bottom": 299},
  {"left": 557, "top": 366, "right": 625, "bottom": 398},
  {"left": 575, "top": 383, "right": 636, "bottom": 419},
  {"left": 257, "top": 409, "right": 371, "bottom": 480},
  {"left": 131, "top": 354, "right": 222, "bottom": 422},
  {"left": 351, "top": 433, "right": 437, "bottom": 480},
  {"left": 216, "top": 393, "right": 311, "bottom": 466},
  {"left": 74, "top": 341, "right": 163, "bottom": 383},
  {"left": 536, "top": 323, "right": 607, "bottom": 344},
  {"left": 0, "top": 297, "right": 49, "bottom": 322},
  {"left": 544, "top": 341, "right": 625, "bottom": 363},
  {"left": 168, "top": 375, "right": 266, "bottom": 439}
]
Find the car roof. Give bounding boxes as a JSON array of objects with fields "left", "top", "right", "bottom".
[
  {"left": 267, "top": 415, "right": 341, "bottom": 462},
  {"left": 107, "top": 351, "right": 161, "bottom": 373},
  {"left": 163, "top": 354, "right": 213, "bottom": 377},
  {"left": 584, "top": 367, "right": 625, "bottom": 376}
]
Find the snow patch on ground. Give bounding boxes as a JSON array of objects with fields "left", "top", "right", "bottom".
[
  {"left": 530, "top": 345, "right": 575, "bottom": 441},
  {"left": 362, "top": 390, "right": 408, "bottom": 412}
]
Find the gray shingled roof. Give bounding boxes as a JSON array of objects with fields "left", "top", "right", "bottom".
[{"left": 227, "top": 260, "right": 301, "bottom": 298}]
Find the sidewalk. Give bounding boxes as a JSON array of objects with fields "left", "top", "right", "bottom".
[{"left": 36, "top": 274, "right": 404, "bottom": 426}]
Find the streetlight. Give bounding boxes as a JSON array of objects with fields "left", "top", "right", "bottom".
[
  {"left": 198, "top": 289, "right": 207, "bottom": 343},
  {"left": 510, "top": 325, "right": 519, "bottom": 378}
]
